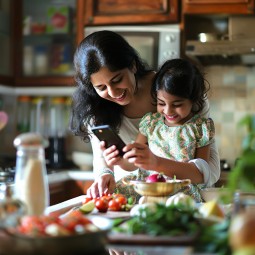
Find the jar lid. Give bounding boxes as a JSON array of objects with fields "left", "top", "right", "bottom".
[{"left": 13, "top": 132, "right": 49, "bottom": 148}]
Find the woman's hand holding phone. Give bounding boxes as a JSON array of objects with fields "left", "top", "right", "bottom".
[{"left": 100, "top": 140, "right": 124, "bottom": 167}]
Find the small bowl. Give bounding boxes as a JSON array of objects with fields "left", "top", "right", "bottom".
[
  {"left": 72, "top": 151, "right": 93, "bottom": 171},
  {"left": 131, "top": 179, "right": 191, "bottom": 197}
]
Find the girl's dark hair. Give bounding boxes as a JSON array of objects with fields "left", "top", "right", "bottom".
[
  {"left": 70, "top": 30, "right": 151, "bottom": 142},
  {"left": 151, "top": 58, "right": 210, "bottom": 113}
]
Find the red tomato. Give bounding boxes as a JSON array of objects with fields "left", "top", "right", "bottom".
[
  {"left": 108, "top": 199, "right": 121, "bottom": 211},
  {"left": 60, "top": 217, "right": 78, "bottom": 233},
  {"left": 115, "top": 195, "right": 127, "bottom": 206},
  {"left": 19, "top": 215, "right": 45, "bottom": 236},
  {"left": 102, "top": 194, "right": 113, "bottom": 202},
  {"left": 82, "top": 196, "right": 93, "bottom": 205},
  {"left": 39, "top": 215, "right": 60, "bottom": 228},
  {"left": 95, "top": 197, "right": 109, "bottom": 213}
]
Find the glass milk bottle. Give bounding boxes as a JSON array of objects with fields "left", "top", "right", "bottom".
[{"left": 13, "top": 133, "right": 49, "bottom": 216}]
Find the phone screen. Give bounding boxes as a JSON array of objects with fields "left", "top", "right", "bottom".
[{"left": 91, "top": 125, "right": 126, "bottom": 156}]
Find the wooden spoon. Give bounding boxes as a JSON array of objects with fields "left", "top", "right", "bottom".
[{"left": 0, "top": 111, "right": 8, "bottom": 131}]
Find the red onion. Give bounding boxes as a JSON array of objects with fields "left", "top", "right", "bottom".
[{"left": 146, "top": 173, "right": 166, "bottom": 183}]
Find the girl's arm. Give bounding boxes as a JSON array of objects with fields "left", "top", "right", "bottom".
[{"left": 123, "top": 142, "right": 205, "bottom": 184}]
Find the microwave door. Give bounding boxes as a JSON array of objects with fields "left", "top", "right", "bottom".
[{"left": 120, "top": 32, "right": 159, "bottom": 70}]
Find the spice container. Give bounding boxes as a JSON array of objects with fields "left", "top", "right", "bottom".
[{"left": 13, "top": 133, "right": 49, "bottom": 216}]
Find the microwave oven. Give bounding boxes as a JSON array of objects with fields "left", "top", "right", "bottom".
[{"left": 84, "top": 25, "right": 180, "bottom": 70}]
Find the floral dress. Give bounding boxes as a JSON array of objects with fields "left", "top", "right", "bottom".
[{"left": 116, "top": 113, "right": 215, "bottom": 203}]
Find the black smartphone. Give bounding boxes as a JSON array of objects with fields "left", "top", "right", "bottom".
[{"left": 91, "top": 125, "right": 126, "bottom": 156}]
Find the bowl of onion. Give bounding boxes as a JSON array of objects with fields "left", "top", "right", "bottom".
[{"left": 130, "top": 173, "right": 191, "bottom": 197}]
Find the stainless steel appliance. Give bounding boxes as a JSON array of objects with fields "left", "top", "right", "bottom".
[
  {"left": 185, "top": 16, "right": 255, "bottom": 65},
  {"left": 85, "top": 25, "right": 180, "bottom": 70}
]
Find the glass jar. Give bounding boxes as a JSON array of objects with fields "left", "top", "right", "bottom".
[
  {"left": 0, "top": 183, "right": 26, "bottom": 228},
  {"left": 13, "top": 132, "right": 49, "bottom": 216},
  {"left": 30, "top": 97, "right": 45, "bottom": 134},
  {"left": 233, "top": 191, "right": 255, "bottom": 215}
]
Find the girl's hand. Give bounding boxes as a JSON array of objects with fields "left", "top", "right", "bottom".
[
  {"left": 100, "top": 141, "right": 123, "bottom": 167},
  {"left": 123, "top": 142, "right": 159, "bottom": 170}
]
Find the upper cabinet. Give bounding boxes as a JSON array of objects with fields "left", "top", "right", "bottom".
[
  {"left": 182, "top": 0, "right": 255, "bottom": 14},
  {"left": 0, "top": 0, "right": 85, "bottom": 87},
  {"left": 83, "top": 0, "right": 179, "bottom": 25}
]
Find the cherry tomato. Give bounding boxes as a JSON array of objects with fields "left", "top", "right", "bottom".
[
  {"left": 102, "top": 194, "right": 113, "bottom": 202},
  {"left": 108, "top": 199, "right": 121, "bottom": 211},
  {"left": 82, "top": 196, "right": 93, "bottom": 205},
  {"left": 19, "top": 215, "right": 45, "bottom": 236},
  {"left": 115, "top": 195, "right": 127, "bottom": 206},
  {"left": 95, "top": 197, "right": 109, "bottom": 213}
]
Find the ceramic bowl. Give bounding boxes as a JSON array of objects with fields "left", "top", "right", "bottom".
[
  {"left": 6, "top": 216, "right": 112, "bottom": 255},
  {"left": 72, "top": 151, "right": 93, "bottom": 170}
]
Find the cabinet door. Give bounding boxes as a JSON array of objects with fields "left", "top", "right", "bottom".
[
  {"left": 183, "top": 0, "right": 254, "bottom": 14},
  {"left": 0, "top": 0, "right": 86, "bottom": 87},
  {"left": 14, "top": 0, "right": 78, "bottom": 87},
  {"left": 0, "top": 0, "right": 15, "bottom": 85},
  {"left": 84, "top": 0, "right": 179, "bottom": 25}
]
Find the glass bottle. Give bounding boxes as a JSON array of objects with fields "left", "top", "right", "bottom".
[
  {"left": 17, "top": 95, "right": 31, "bottom": 133},
  {"left": 13, "top": 132, "right": 49, "bottom": 216}
]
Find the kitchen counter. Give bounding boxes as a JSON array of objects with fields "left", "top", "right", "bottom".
[
  {"left": 47, "top": 170, "right": 94, "bottom": 184},
  {"left": 45, "top": 196, "right": 214, "bottom": 255}
]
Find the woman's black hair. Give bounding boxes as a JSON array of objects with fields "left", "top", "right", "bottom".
[
  {"left": 151, "top": 58, "right": 210, "bottom": 114},
  {"left": 70, "top": 30, "right": 151, "bottom": 142}
]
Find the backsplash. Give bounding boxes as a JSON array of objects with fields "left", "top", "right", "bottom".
[{"left": 206, "top": 65, "right": 255, "bottom": 168}]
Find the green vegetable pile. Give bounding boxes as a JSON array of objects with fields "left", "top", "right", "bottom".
[
  {"left": 113, "top": 203, "right": 232, "bottom": 255},
  {"left": 114, "top": 203, "right": 199, "bottom": 237}
]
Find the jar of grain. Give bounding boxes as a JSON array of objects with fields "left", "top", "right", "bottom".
[{"left": 13, "top": 133, "right": 49, "bottom": 215}]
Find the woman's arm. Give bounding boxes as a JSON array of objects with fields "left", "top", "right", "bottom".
[{"left": 189, "top": 141, "right": 221, "bottom": 187}]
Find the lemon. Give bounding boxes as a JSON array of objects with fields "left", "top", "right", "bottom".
[
  {"left": 79, "top": 200, "right": 95, "bottom": 214},
  {"left": 199, "top": 200, "right": 225, "bottom": 218}
]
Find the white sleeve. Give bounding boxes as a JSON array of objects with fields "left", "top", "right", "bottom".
[{"left": 189, "top": 140, "right": 221, "bottom": 187}]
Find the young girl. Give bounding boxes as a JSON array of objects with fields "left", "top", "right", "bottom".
[{"left": 102, "top": 58, "right": 215, "bottom": 201}]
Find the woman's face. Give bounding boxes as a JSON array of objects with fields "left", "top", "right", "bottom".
[
  {"left": 157, "top": 90, "right": 193, "bottom": 126},
  {"left": 90, "top": 66, "right": 136, "bottom": 106}
]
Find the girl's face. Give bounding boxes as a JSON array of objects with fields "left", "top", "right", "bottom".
[
  {"left": 157, "top": 90, "right": 193, "bottom": 126},
  {"left": 90, "top": 66, "right": 136, "bottom": 106}
]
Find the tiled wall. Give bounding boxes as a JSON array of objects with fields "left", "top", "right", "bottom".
[{"left": 206, "top": 65, "right": 255, "bottom": 168}]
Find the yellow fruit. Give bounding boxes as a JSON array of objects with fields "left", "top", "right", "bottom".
[
  {"left": 79, "top": 200, "right": 95, "bottom": 214},
  {"left": 199, "top": 200, "right": 225, "bottom": 218}
]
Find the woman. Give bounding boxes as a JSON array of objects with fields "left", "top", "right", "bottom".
[{"left": 70, "top": 30, "right": 220, "bottom": 198}]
